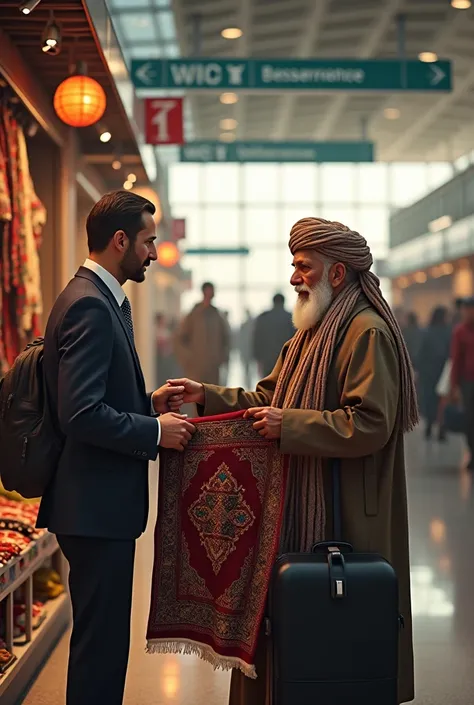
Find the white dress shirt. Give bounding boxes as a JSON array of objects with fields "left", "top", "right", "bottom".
[{"left": 82, "top": 259, "right": 161, "bottom": 446}]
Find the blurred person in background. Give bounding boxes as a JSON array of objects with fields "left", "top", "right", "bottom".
[
  {"left": 418, "top": 306, "right": 451, "bottom": 440},
  {"left": 450, "top": 297, "right": 474, "bottom": 469},
  {"left": 401, "top": 312, "right": 422, "bottom": 375},
  {"left": 453, "top": 297, "right": 465, "bottom": 327},
  {"left": 174, "top": 282, "right": 230, "bottom": 385},
  {"left": 253, "top": 293, "right": 294, "bottom": 377},
  {"left": 238, "top": 309, "right": 255, "bottom": 387},
  {"left": 155, "top": 313, "right": 173, "bottom": 386},
  {"left": 220, "top": 310, "right": 233, "bottom": 385},
  {"left": 393, "top": 307, "right": 406, "bottom": 329}
]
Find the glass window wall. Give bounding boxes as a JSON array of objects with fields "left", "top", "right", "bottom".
[{"left": 170, "top": 162, "right": 452, "bottom": 326}]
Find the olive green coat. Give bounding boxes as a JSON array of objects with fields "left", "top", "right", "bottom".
[{"left": 202, "top": 299, "right": 414, "bottom": 704}]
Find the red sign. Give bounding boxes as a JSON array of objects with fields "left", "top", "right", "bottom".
[
  {"left": 145, "top": 98, "right": 184, "bottom": 145},
  {"left": 172, "top": 218, "right": 186, "bottom": 241}
]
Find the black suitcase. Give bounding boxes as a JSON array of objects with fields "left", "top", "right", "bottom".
[{"left": 268, "top": 459, "right": 401, "bottom": 705}]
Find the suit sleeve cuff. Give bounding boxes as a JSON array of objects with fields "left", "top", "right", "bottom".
[{"left": 156, "top": 418, "right": 161, "bottom": 446}]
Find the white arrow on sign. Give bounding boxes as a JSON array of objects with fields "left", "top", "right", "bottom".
[
  {"left": 135, "top": 62, "right": 157, "bottom": 85},
  {"left": 430, "top": 65, "right": 445, "bottom": 87}
]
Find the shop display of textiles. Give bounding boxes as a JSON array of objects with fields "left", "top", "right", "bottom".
[
  {"left": 0, "top": 494, "right": 65, "bottom": 677},
  {"left": 0, "top": 496, "right": 43, "bottom": 568},
  {"left": 0, "top": 99, "right": 47, "bottom": 376},
  {"left": 0, "top": 638, "right": 16, "bottom": 674}
]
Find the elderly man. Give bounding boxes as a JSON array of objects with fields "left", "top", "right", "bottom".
[{"left": 169, "top": 217, "right": 418, "bottom": 704}]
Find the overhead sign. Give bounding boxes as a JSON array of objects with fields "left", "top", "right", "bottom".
[
  {"left": 179, "top": 141, "right": 374, "bottom": 163},
  {"left": 184, "top": 247, "right": 250, "bottom": 256},
  {"left": 132, "top": 58, "right": 452, "bottom": 92},
  {"left": 145, "top": 97, "right": 184, "bottom": 145}
]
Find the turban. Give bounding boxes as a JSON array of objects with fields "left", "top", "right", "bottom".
[{"left": 289, "top": 217, "right": 373, "bottom": 272}]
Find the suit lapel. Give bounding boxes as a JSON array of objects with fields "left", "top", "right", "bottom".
[{"left": 75, "top": 267, "right": 146, "bottom": 393}]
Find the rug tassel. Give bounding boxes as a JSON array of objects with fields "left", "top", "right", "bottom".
[{"left": 146, "top": 638, "right": 257, "bottom": 680}]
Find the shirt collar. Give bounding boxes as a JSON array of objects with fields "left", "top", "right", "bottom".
[{"left": 83, "top": 259, "right": 125, "bottom": 307}]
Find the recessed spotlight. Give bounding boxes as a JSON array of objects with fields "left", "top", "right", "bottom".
[
  {"left": 419, "top": 51, "right": 438, "bottom": 63},
  {"left": 220, "top": 93, "right": 239, "bottom": 105},
  {"left": 127, "top": 173, "right": 137, "bottom": 183},
  {"left": 220, "top": 132, "right": 236, "bottom": 143},
  {"left": 27, "top": 121, "right": 39, "bottom": 138},
  {"left": 221, "top": 27, "right": 243, "bottom": 39},
  {"left": 20, "top": 0, "right": 42, "bottom": 14},
  {"left": 123, "top": 180, "right": 133, "bottom": 190},
  {"left": 112, "top": 159, "right": 122, "bottom": 170},
  {"left": 220, "top": 118, "right": 238, "bottom": 130},
  {"left": 383, "top": 108, "right": 400, "bottom": 120},
  {"left": 451, "top": 0, "right": 471, "bottom": 8},
  {"left": 99, "top": 130, "right": 112, "bottom": 143}
]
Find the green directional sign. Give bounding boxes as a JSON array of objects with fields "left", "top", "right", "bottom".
[
  {"left": 132, "top": 58, "right": 452, "bottom": 92},
  {"left": 184, "top": 247, "right": 250, "bottom": 256},
  {"left": 179, "top": 141, "right": 374, "bottom": 163}
]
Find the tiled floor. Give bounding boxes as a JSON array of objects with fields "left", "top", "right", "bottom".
[{"left": 22, "top": 423, "right": 474, "bottom": 704}]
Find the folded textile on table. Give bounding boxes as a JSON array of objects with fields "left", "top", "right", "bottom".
[{"left": 146, "top": 410, "right": 288, "bottom": 678}]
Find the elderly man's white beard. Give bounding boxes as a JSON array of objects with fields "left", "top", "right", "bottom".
[{"left": 292, "top": 274, "right": 334, "bottom": 331}]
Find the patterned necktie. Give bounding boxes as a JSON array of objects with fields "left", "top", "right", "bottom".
[{"left": 120, "top": 296, "right": 134, "bottom": 340}]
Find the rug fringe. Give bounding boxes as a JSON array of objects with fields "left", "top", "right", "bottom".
[{"left": 146, "top": 638, "right": 257, "bottom": 680}]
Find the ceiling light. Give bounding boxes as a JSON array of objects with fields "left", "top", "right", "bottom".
[
  {"left": 20, "top": 0, "right": 42, "bottom": 14},
  {"left": 220, "top": 132, "right": 236, "bottom": 143},
  {"left": 42, "top": 15, "right": 61, "bottom": 55},
  {"left": 123, "top": 180, "right": 133, "bottom": 190},
  {"left": 220, "top": 93, "right": 239, "bottom": 105},
  {"left": 429, "top": 215, "right": 452, "bottom": 232},
  {"left": 27, "top": 121, "right": 39, "bottom": 138},
  {"left": 419, "top": 51, "right": 438, "bottom": 63},
  {"left": 112, "top": 159, "right": 122, "bottom": 170},
  {"left": 451, "top": 0, "right": 471, "bottom": 8},
  {"left": 220, "top": 118, "right": 238, "bottom": 130},
  {"left": 221, "top": 27, "right": 243, "bottom": 39},
  {"left": 99, "top": 130, "right": 112, "bottom": 143},
  {"left": 127, "top": 173, "right": 137, "bottom": 183},
  {"left": 413, "top": 271, "right": 427, "bottom": 284},
  {"left": 383, "top": 107, "right": 400, "bottom": 120}
]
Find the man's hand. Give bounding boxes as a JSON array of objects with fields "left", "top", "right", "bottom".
[
  {"left": 159, "top": 413, "right": 195, "bottom": 452},
  {"left": 152, "top": 384, "right": 185, "bottom": 414},
  {"left": 244, "top": 407, "right": 283, "bottom": 440},
  {"left": 167, "top": 378, "right": 205, "bottom": 407}
]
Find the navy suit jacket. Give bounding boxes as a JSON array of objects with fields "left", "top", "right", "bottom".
[{"left": 37, "top": 267, "right": 158, "bottom": 540}]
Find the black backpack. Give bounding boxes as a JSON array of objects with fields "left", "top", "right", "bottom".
[{"left": 0, "top": 338, "right": 63, "bottom": 498}]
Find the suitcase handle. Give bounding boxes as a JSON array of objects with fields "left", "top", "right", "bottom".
[
  {"left": 311, "top": 541, "right": 353, "bottom": 554},
  {"left": 328, "top": 548, "right": 347, "bottom": 598}
]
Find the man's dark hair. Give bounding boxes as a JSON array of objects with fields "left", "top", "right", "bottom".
[
  {"left": 273, "top": 293, "right": 285, "bottom": 306},
  {"left": 87, "top": 190, "right": 155, "bottom": 253},
  {"left": 202, "top": 282, "right": 215, "bottom": 293}
]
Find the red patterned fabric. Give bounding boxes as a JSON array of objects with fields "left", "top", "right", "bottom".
[{"left": 146, "top": 411, "right": 288, "bottom": 678}]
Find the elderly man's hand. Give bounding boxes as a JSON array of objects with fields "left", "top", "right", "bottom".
[{"left": 244, "top": 407, "right": 283, "bottom": 439}]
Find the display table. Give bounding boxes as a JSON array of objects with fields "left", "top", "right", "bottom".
[{"left": 0, "top": 531, "right": 69, "bottom": 705}]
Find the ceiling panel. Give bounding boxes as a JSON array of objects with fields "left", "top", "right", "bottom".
[{"left": 108, "top": 0, "right": 474, "bottom": 161}]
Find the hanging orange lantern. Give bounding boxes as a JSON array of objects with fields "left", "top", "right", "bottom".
[
  {"left": 157, "top": 241, "right": 180, "bottom": 268},
  {"left": 54, "top": 74, "right": 106, "bottom": 128}
]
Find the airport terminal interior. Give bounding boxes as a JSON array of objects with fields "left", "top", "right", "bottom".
[{"left": 2, "top": 0, "right": 474, "bottom": 704}]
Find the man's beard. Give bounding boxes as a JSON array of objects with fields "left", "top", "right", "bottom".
[
  {"left": 292, "top": 273, "right": 333, "bottom": 331},
  {"left": 120, "top": 250, "right": 150, "bottom": 283}
]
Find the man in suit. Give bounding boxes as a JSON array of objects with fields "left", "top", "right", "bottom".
[
  {"left": 37, "top": 190, "right": 195, "bottom": 705},
  {"left": 253, "top": 293, "right": 295, "bottom": 377}
]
